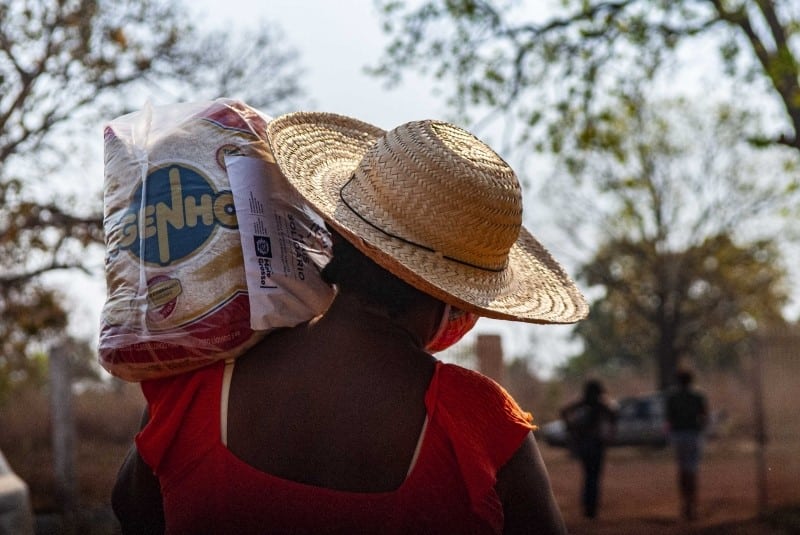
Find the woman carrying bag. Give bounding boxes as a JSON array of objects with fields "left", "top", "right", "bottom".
[{"left": 113, "top": 112, "right": 588, "bottom": 534}]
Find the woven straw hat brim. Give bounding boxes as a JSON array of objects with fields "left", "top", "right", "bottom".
[{"left": 266, "top": 112, "right": 588, "bottom": 324}]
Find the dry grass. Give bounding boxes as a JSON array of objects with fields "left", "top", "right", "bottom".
[{"left": 0, "top": 380, "right": 144, "bottom": 513}]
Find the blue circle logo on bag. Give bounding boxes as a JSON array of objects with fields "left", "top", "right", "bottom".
[{"left": 115, "top": 164, "right": 237, "bottom": 266}]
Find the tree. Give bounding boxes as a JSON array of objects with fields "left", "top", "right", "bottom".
[
  {"left": 565, "top": 234, "right": 788, "bottom": 388},
  {"left": 550, "top": 95, "right": 796, "bottom": 388},
  {"left": 0, "top": 0, "right": 305, "bottom": 390},
  {"left": 372, "top": 0, "right": 800, "bottom": 154}
]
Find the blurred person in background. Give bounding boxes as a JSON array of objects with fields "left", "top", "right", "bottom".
[
  {"left": 666, "top": 369, "right": 709, "bottom": 521},
  {"left": 560, "top": 379, "right": 617, "bottom": 519},
  {"left": 112, "top": 111, "right": 589, "bottom": 534}
]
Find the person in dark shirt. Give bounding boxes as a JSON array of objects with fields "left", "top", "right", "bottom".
[
  {"left": 665, "top": 369, "right": 709, "bottom": 521},
  {"left": 560, "top": 380, "right": 617, "bottom": 519}
]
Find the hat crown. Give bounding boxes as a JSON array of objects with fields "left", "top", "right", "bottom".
[{"left": 342, "top": 120, "right": 522, "bottom": 271}]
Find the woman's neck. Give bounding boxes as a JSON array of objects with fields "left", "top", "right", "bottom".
[{"left": 321, "top": 292, "right": 427, "bottom": 349}]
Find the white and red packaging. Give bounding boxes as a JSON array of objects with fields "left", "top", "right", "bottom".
[{"left": 99, "top": 99, "right": 334, "bottom": 381}]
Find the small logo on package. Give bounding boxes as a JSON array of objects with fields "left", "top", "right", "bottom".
[{"left": 254, "top": 235, "right": 272, "bottom": 258}]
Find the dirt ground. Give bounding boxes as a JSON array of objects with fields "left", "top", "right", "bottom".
[
  {"left": 526, "top": 329, "right": 800, "bottom": 535},
  {"left": 542, "top": 436, "right": 800, "bottom": 534}
]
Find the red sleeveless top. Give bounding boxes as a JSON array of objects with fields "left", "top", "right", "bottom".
[{"left": 137, "top": 360, "right": 534, "bottom": 534}]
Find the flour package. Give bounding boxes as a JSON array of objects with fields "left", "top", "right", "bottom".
[{"left": 99, "top": 99, "right": 335, "bottom": 381}]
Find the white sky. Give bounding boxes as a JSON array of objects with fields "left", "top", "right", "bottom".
[{"left": 192, "top": 0, "right": 446, "bottom": 126}]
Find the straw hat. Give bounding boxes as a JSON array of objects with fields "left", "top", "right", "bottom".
[{"left": 265, "top": 111, "right": 588, "bottom": 324}]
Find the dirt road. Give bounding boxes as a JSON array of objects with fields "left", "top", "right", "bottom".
[{"left": 542, "top": 437, "right": 800, "bottom": 534}]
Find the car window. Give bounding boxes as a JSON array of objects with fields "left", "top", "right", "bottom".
[
  {"left": 617, "top": 396, "right": 664, "bottom": 421},
  {"left": 618, "top": 400, "right": 637, "bottom": 419},
  {"left": 634, "top": 400, "right": 652, "bottom": 418}
]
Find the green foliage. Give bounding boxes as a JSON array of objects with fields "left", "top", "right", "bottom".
[
  {"left": 0, "top": 284, "right": 67, "bottom": 390},
  {"left": 548, "top": 95, "right": 798, "bottom": 387},
  {"left": 373, "top": 0, "right": 800, "bottom": 153},
  {"left": 565, "top": 234, "right": 788, "bottom": 383},
  {"left": 0, "top": 0, "right": 305, "bottom": 392}
]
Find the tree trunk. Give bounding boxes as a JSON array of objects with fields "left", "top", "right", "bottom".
[{"left": 656, "top": 344, "right": 677, "bottom": 391}]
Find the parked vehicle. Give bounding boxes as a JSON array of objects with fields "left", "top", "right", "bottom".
[
  {"left": 539, "top": 392, "right": 669, "bottom": 449},
  {"left": 0, "top": 448, "right": 35, "bottom": 535}
]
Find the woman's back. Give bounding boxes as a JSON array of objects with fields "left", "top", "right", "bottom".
[
  {"left": 132, "top": 318, "right": 543, "bottom": 533},
  {"left": 226, "top": 303, "right": 436, "bottom": 493}
]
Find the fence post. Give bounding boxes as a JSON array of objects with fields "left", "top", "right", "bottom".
[
  {"left": 49, "top": 343, "right": 77, "bottom": 533},
  {"left": 752, "top": 341, "right": 768, "bottom": 518}
]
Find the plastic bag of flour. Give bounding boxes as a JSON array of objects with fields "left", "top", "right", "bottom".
[{"left": 99, "top": 99, "right": 334, "bottom": 381}]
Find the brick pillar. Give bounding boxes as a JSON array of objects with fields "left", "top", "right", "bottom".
[{"left": 476, "top": 334, "right": 504, "bottom": 384}]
